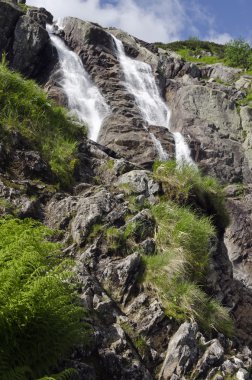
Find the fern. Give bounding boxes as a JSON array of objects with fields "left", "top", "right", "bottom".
[
  {"left": 38, "top": 368, "right": 79, "bottom": 380},
  {"left": 0, "top": 217, "right": 86, "bottom": 379}
]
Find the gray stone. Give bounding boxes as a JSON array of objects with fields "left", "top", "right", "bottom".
[
  {"left": 203, "top": 63, "right": 242, "bottom": 83},
  {"left": 116, "top": 169, "right": 160, "bottom": 196},
  {"left": 0, "top": 0, "right": 23, "bottom": 57},
  {"left": 159, "top": 322, "right": 199, "bottom": 379},
  {"left": 193, "top": 340, "right": 224, "bottom": 379}
]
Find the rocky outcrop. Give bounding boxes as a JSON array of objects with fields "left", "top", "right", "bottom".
[
  {"left": 166, "top": 77, "right": 252, "bottom": 183},
  {"left": 1, "top": 3, "right": 252, "bottom": 379},
  {"left": 0, "top": 0, "right": 23, "bottom": 58}
]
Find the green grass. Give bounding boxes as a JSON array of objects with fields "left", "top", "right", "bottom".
[
  {"left": 0, "top": 61, "right": 87, "bottom": 188},
  {"left": 237, "top": 90, "right": 252, "bottom": 107},
  {"left": 155, "top": 39, "right": 225, "bottom": 59},
  {"left": 0, "top": 217, "right": 87, "bottom": 379},
  {"left": 153, "top": 161, "right": 230, "bottom": 231},
  {"left": 142, "top": 200, "right": 233, "bottom": 336},
  {"left": 176, "top": 49, "right": 224, "bottom": 64}
]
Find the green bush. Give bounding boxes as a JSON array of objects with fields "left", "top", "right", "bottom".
[
  {"left": 0, "top": 217, "right": 86, "bottom": 380},
  {"left": 142, "top": 200, "right": 233, "bottom": 336},
  {"left": 0, "top": 62, "right": 86, "bottom": 187},
  {"left": 225, "top": 39, "right": 252, "bottom": 69},
  {"left": 153, "top": 161, "right": 230, "bottom": 231}
]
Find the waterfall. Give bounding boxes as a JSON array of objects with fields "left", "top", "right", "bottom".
[
  {"left": 112, "top": 36, "right": 170, "bottom": 128},
  {"left": 173, "top": 132, "right": 195, "bottom": 168},
  {"left": 112, "top": 35, "right": 195, "bottom": 166},
  {"left": 46, "top": 25, "right": 109, "bottom": 142}
]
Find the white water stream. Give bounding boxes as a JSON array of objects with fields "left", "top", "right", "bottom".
[
  {"left": 46, "top": 25, "right": 109, "bottom": 142},
  {"left": 112, "top": 35, "right": 194, "bottom": 166}
]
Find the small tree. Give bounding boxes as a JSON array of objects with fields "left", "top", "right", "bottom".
[{"left": 225, "top": 38, "right": 252, "bottom": 69}]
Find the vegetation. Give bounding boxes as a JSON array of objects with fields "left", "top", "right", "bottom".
[
  {"left": 153, "top": 161, "right": 230, "bottom": 231},
  {"left": 0, "top": 217, "right": 86, "bottom": 380},
  {"left": 156, "top": 37, "right": 252, "bottom": 71},
  {"left": 141, "top": 161, "right": 233, "bottom": 336},
  {"left": 143, "top": 201, "right": 233, "bottom": 336},
  {"left": 155, "top": 38, "right": 225, "bottom": 59},
  {"left": 224, "top": 38, "right": 252, "bottom": 70},
  {"left": 237, "top": 89, "right": 252, "bottom": 108},
  {"left": 0, "top": 60, "right": 86, "bottom": 188}
]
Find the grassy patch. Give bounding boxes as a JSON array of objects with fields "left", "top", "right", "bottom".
[
  {"left": 155, "top": 39, "right": 225, "bottom": 59},
  {"left": 0, "top": 217, "right": 87, "bottom": 379},
  {"left": 176, "top": 49, "right": 224, "bottom": 64},
  {"left": 237, "top": 90, "right": 252, "bottom": 107},
  {"left": 142, "top": 200, "right": 233, "bottom": 336},
  {"left": 153, "top": 161, "right": 230, "bottom": 231},
  {"left": 0, "top": 62, "right": 87, "bottom": 188}
]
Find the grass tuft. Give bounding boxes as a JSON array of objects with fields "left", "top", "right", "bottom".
[{"left": 0, "top": 62, "right": 87, "bottom": 188}]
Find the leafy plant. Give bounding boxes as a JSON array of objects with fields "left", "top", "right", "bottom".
[{"left": 0, "top": 217, "right": 86, "bottom": 379}]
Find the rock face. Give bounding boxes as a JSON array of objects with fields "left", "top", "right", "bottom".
[
  {"left": 0, "top": 1, "right": 54, "bottom": 78},
  {"left": 1, "top": 3, "right": 252, "bottom": 379}
]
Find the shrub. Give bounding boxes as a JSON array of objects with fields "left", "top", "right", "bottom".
[
  {"left": 224, "top": 39, "right": 252, "bottom": 69},
  {"left": 153, "top": 161, "right": 230, "bottom": 231},
  {"left": 0, "top": 217, "right": 86, "bottom": 380},
  {"left": 0, "top": 62, "right": 86, "bottom": 187}
]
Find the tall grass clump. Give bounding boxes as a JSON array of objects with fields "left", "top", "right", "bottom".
[
  {"left": 142, "top": 201, "right": 233, "bottom": 336},
  {"left": 0, "top": 217, "right": 86, "bottom": 380},
  {"left": 0, "top": 61, "right": 87, "bottom": 187},
  {"left": 153, "top": 160, "right": 230, "bottom": 230}
]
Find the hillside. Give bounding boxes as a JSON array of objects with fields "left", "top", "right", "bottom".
[{"left": 0, "top": 1, "right": 252, "bottom": 379}]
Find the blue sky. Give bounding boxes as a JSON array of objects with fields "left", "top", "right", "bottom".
[{"left": 27, "top": 0, "right": 252, "bottom": 44}]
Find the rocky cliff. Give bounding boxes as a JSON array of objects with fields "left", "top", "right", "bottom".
[{"left": 0, "top": 1, "right": 252, "bottom": 379}]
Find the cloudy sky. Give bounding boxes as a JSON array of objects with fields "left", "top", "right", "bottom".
[{"left": 26, "top": 0, "right": 252, "bottom": 44}]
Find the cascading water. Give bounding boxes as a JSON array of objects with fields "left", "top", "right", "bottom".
[
  {"left": 112, "top": 35, "right": 194, "bottom": 166},
  {"left": 46, "top": 25, "right": 109, "bottom": 142},
  {"left": 112, "top": 36, "right": 170, "bottom": 128}
]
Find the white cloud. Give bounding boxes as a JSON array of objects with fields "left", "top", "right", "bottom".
[
  {"left": 26, "top": 0, "right": 233, "bottom": 43},
  {"left": 204, "top": 31, "right": 233, "bottom": 44}
]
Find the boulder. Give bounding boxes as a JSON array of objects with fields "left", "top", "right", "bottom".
[
  {"left": 159, "top": 322, "right": 199, "bottom": 379},
  {"left": 11, "top": 8, "right": 53, "bottom": 76},
  {"left": 0, "top": 0, "right": 23, "bottom": 58},
  {"left": 202, "top": 63, "right": 242, "bottom": 83}
]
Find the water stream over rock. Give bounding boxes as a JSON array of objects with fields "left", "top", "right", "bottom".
[
  {"left": 112, "top": 34, "right": 194, "bottom": 166},
  {"left": 46, "top": 25, "right": 109, "bottom": 142}
]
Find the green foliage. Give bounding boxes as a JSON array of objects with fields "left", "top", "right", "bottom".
[
  {"left": 38, "top": 368, "right": 79, "bottom": 380},
  {"left": 225, "top": 39, "right": 252, "bottom": 69},
  {"left": 237, "top": 90, "right": 252, "bottom": 107},
  {"left": 0, "top": 62, "right": 87, "bottom": 188},
  {"left": 0, "top": 217, "right": 86, "bottom": 379},
  {"left": 155, "top": 39, "right": 225, "bottom": 59},
  {"left": 153, "top": 161, "right": 230, "bottom": 231},
  {"left": 151, "top": 201, "right": 215, "bottom": 283},
  {"left": 142, "top": 201, "right": 233, "bottom": 336},
  {"left": 177, "top": 49, "right": 223, "bottom": 64}
]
